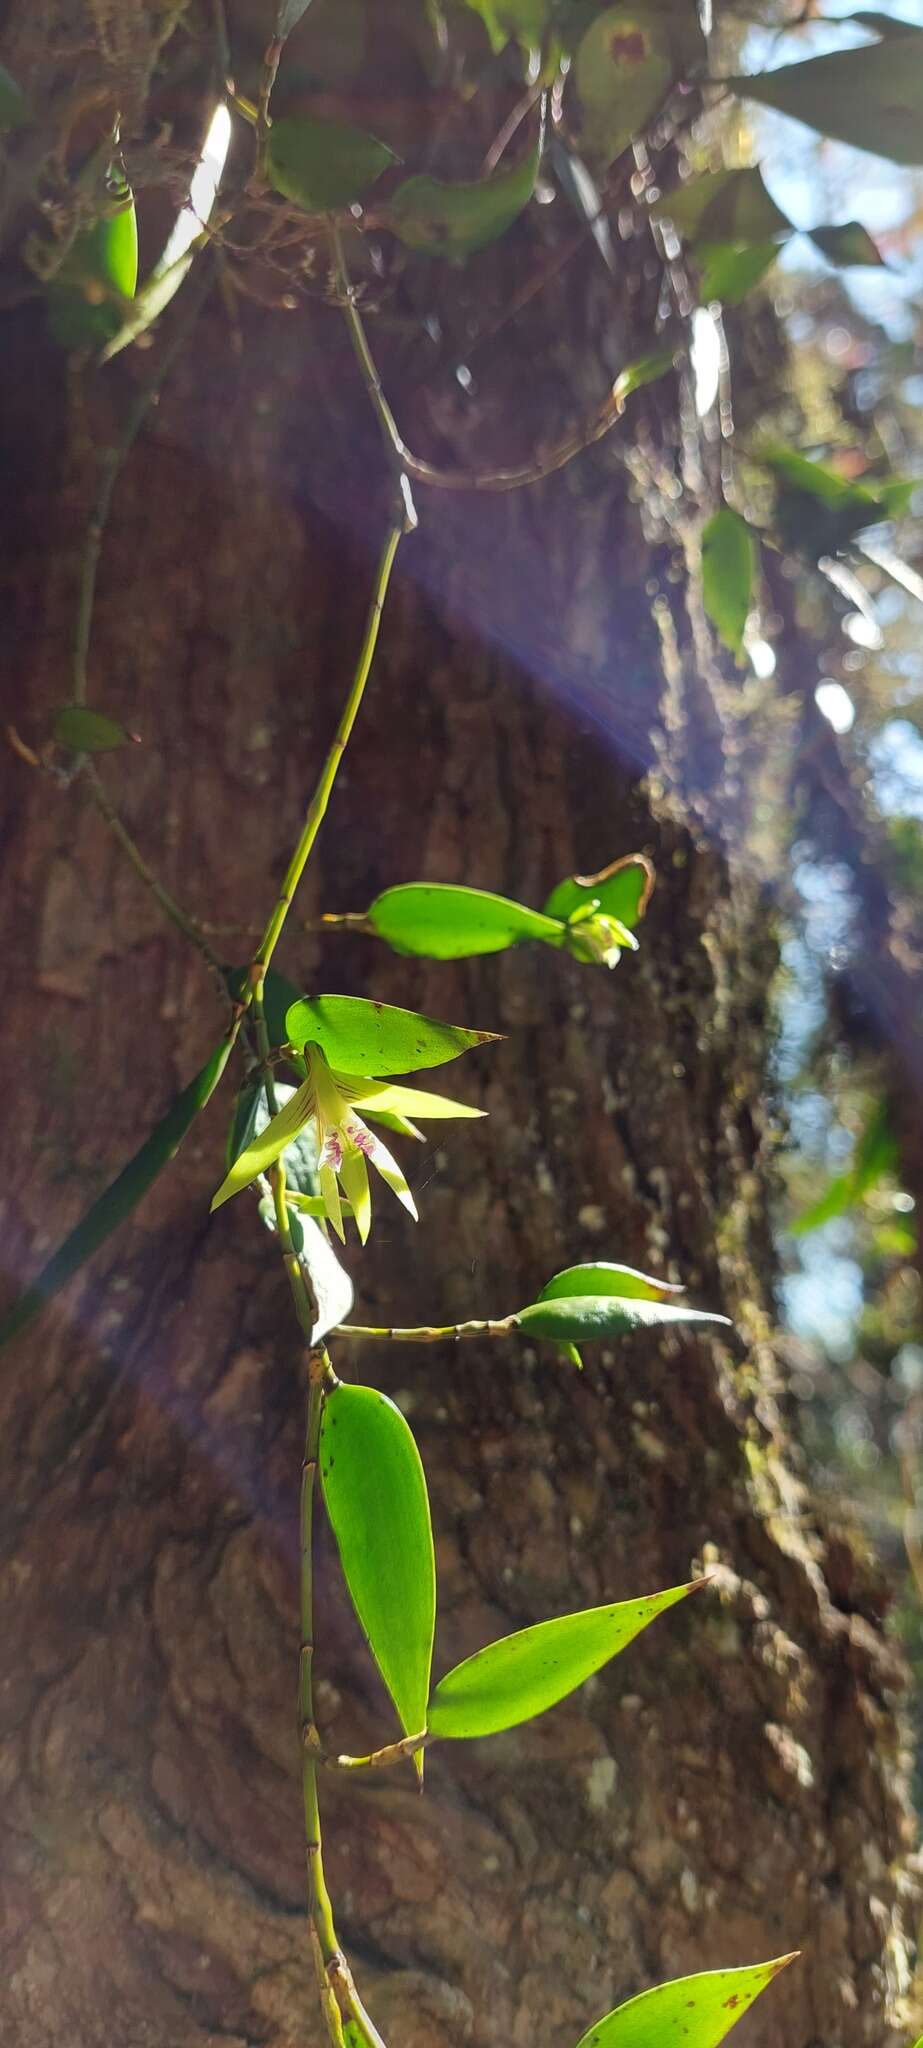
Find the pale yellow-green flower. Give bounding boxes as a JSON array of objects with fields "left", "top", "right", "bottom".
[{"left": 211, "top": 1044, "right": 484, "bottom": 1243}]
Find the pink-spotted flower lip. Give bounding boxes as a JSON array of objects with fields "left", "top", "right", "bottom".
[{"left": 304, "top": 1043, "right": 486, "bottom": 1246}]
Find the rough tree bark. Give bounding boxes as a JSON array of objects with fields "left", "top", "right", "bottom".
[{"left": 0, "top": 9, "right": 918, "bottom": 2047}]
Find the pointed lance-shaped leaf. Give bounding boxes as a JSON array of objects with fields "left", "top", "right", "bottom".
[
  {"left": 653, "top": 166, "right": 791, "bottom": 243},
  {"left": 0, "top": 1042, "right": 231, "bottom": 1350},
  {"left": 516, "top": 1295, "right": 731, "bottom": 1341},
  {"left": 695, "top": 239, "right": 779, "bottom": 307},
  {"left": 538, "top": 1262, "right": 685, "bottom": 1304},
  {"left": 726, "top": 35, "right": 923, "bottom": 166},
  {"left": 390, "top": 127, "right": 541, "bottom": 259},
  {"left": 428, "top": 1582, "right": 699, "bottom": 1738},
  {"left": 809, "top": 221, "right": 886, "bottom": 267},
  {"left": 542, "top": 852, "right": 654, "bottom": 928},
  {"left": 285, "top": 994, "right": 500, "bottom": 1075},
  {"left": 337, "top": 881, "right": 566, "bottom": 960},
  {"left": 53, "top": 705, "right": 131, "bottom": 753},
  {"left": 321, "top": 1383, "right": 435, "bottom": 1776},
  {"left": 572, "top": 1955, "right": 797, "bottom": 2048},
  {"left": 265, "top": 115, "right": 396, "bottom": 213},
  {"left": 701, "top": 506, "right": 756, "bottom": 656}
]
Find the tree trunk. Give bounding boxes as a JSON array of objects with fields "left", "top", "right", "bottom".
[{"left": 0, "top": 28, "right": 917, "bottom": 2047}]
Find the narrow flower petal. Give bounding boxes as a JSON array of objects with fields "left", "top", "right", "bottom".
[
  {"left": 347, "top": 1113, "right": 419, "bottom": 1221},
  {"left": 211, "top": 1079, "right": 314, "bottom": 1210},
  {"left": 340, "top": 1077, "right": 485, "bottom": 1120},
  {"left": 339, "top": 1143, "right": 372, "bottom": 1244},
  {"left": 319, "top": 1160, "right": 345, "bottom": 1242}
]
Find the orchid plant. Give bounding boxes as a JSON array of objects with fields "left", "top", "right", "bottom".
[{"left": 28, "top": 0, "right": 923, "bottom": 2036}]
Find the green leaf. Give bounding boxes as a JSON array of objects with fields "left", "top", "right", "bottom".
[
  {"left": 462, "top": 0, "right": 550, "bottom": 51},
  {"left": 516, "top": 1295, "right": 731, "bottom": 1340},
  {"left": 99, "top": 248, "right": 195, "bottom": 364},
  {"left": 701, "top": 506, "right": 756, "bottom": 656},
  {"left": 573, "top": 8, "right": 677, "bottom": 165},
  {"left": 792, "top": 1098, "right": 898, "bottom": 1235},
  {"left": 211, "top": 1080, "right": 313, "bottom": 1209},
  {"left": 612, "top": 350, "right": 675, "bottom": 403},
  {"left": 809, "top": 221, "right": 885, "bottom": 267},
  {"left": 275, "top": 0, "right": 316, "bottom": 34},
  {"left": 265, "top": 114, "right": 396, "bottom": 212},
  {"left": 0, "top": 63, "right": 29, "bottom": 130},
  {"left": 390, "top": 134, "right": 541, "bottom": 259},
  {"left": 348, "top": 881, "right": 566, "bottom": 958},
  {"left": 538, "top": 1262, "right": 684, "bottom": 1304},
  {"left": 46, "top": 174, "right": 139, "bottom": 350},
  {"left": 52, "top": 704, "right": 130, "bottom": 753},
  {"left": 542, "top": 852, "right": 654, "bottom": 928},
  {"left": 654, "top": 166, "right": 791, "bottom": 242},
  {"left": 0, "top": 1043, "right": 230, "bottom": 1350},
  {"left": 321, "top": 1382, "right": 435, "bottom": 1771},
  {"left": 695, "top": 239, "right": 778, "bottom": 306},
  {"left": 758, "top": 443, "right": 905, "bottom": 556},
  {"left": 428, "top": 1581, "right": 698, "bottom": 1738},
  {"left": 572, "top": 1957, "right": 797, "bottom": 2048},
  {"left": 285, "top": 995, "right": 500, "bottom": 1075},
  {"left": 727, "top": 36, "right": 923, "bottom": 166}
]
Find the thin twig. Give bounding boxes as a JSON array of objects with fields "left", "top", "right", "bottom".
[
  {"left": 335, "top": 1317, "right": 519, "bottom": 1343},
  {"left": 81, "top": 759, "right": 225, "bottom": 983},
  {"left": 73, "top": 255, "right": 215, "bottom": 705},
  {"left": 329, "top": 226, "right": 635, "bottom": 495}
]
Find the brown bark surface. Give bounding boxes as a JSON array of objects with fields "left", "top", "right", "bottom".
[{"left": 0, "top": 12, "right": 918, "bottom": 2044}]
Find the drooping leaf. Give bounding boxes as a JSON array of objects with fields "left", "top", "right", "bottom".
[
  {"left": 701, "top": 506, "right": 756, "bottom": 656},
  {"left": 809, "top": 221, "right": 886, "bottom": 267},
  {"left": 758, "top": 443, "right": 887, "bottom": 515},
  {"left": 695, "top": 239, "right": 779, "bottom": 306},
  {"left": 537, "top": 1262, "right": 684, "bottom": 1304},
  {"left": 654, "top": 166, "right": 791, "bottom": 242},
  {"left": 46, "top": 173, "right": 139, "bottom": 350},
  {"left": 759, "top": 443, "right": 908, "bottom": 557},
  {"left": 516, "top": 1294, "right": 731, "bottom": 1340},
  {"left": 321, "top": 1382, "right": 435, "bottom": 1771},
  {"left": 542, "top": 852, "right": 654, "bottom": 928},
  {"left": 727, "top": 35, "right": 923, "bottom": 166},
  {"left": 211, "top": 1080, "right": 313, "bottom": 1209},
  {"left": 0, "top": 63, "right": 29, "bottom": 130},
  {"left": 265, "top": 113, "right": 396, "bottom": 212},
  {"left": 792, "top": 1098, "right": 898, "bottom": 1235},
  {"left": 100, "top": 248, "right": 196, "bottom": 363},
  {"left": 390, "top": 134, "right": 541, "bottom": 259},
  {"left": 573, "top": 8, "right": 675, "bottom": 164},
  {"left": 285, "top": 995, "right": 500, "bottom": 1075},
  {"left": 53, "top": 704, "right": 130, "bottom": 753},
  {"left": 0, "top": 1043, "right": 230, "bottom": 1350},
  {"left": 572, "top": 1957, "right": 796, "bottom": 2048},
  {"left": 342, "top": 881, "right": 566, "bottom": 959},
  {"left": 428, "top": 1581, "right": 698, "bottom": 1738}
]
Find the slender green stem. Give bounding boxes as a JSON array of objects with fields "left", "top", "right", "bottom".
[
  {"left": 82, "top": 760, "right": 225, "bottom": 983},
  {"left": 334, "top": 1317, "right": 518, "bottom": 1343},
  {"left": 251, "top": 516, "right": 408, "bottom": 986}
]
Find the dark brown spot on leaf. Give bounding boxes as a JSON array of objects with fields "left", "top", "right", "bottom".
[{"left": 610, "top": 29, "right": 647, "bottom": 62}]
